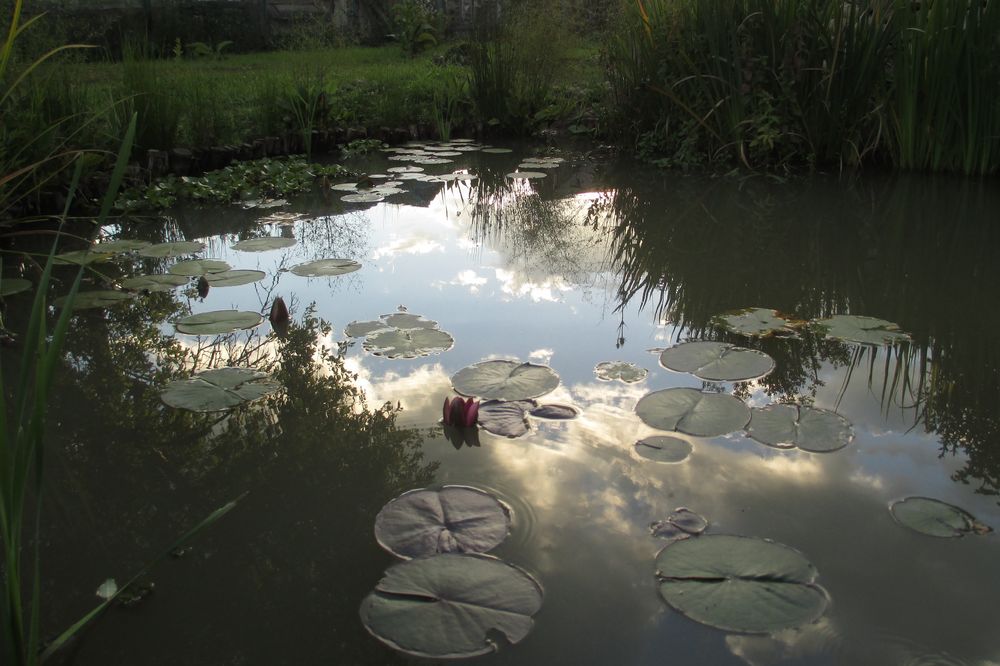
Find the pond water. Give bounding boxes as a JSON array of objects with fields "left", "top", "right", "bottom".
[{"left": 9, "top": 142, "right": 1000, "bottom": 665}]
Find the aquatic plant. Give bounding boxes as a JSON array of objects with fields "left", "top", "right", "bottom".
[{"left": 442, "top": 396, "right": 480, "bottom": 428}]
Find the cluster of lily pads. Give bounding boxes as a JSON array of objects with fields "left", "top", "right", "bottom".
[
  {"left": 714, "top": 306, "right": 912, "bottom": 345},
  {"left": 344, "top": 311, "right": 454, "bottom": 359},
  {"left": 361, "top": 485, "right": 543, "bottom": 658}
]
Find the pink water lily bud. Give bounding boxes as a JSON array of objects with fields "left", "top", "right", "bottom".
[
  {"left": 464, "top": 399, "right": 480, "bottom": 427},
  {"left": 449, "top": 397, "right": 468, "bottom": 427},
  {"left": 442, "top": 396, "right": 453, "bottom": 425},
  {"left": 443, "top": 396, "right": 480, "bottom": 427}
]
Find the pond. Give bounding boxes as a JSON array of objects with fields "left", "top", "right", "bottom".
[{"left": 8, "top": 142, "right": 1000, "bottom": 665}]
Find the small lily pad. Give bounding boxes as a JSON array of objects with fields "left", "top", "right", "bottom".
[
  {"left": 341, "top": 192, "right": 385, "bottom": 204},
  {"left": 813, "top": 314, "right": 911, "bottom": 345},
  {"left": 204, "top": 270, "right": 266, "bottom": 288},
  {"left": 595, "top": 361, "right": 648, "bottom": 383},
  {"left": 169, "top": 259, "right": 231, "bottom": 276},
  {"left": 382, "top": 313, "right": 439, "bottom": 329},
  {"left": 636, "top": 388, "right": 750, "bottom": 438},
  {"left": 120, "top": 274, "right": 189, "bottom": 292},
  {"left": 452, "top": 360, "right": 560, "bottom": 401},
  {"left": 0, "top": 278, "right": 31, "bottom": 297},
  {"left": 659, "top": 341, "right": 775, "bottom": 382},
  {"left": 139, "top": 241, "right": 206, "bottom": 258},
  {"left": 506, "top": 171, "right": 547, "bottom": 180},
  {"left": 160, "top": 367, "right": 281, "bottom": 412},
  {"left": 746, "top": 404, "right": 854, "bottom": 453},
  {"left": 889, "top": 497, "right": 992, "bottom": 538},
  {"left": 634, "top": 436, "right": 693, "bottom": 463},
  {"left": 231, "top": 237, "right": 297, "bottom": 252},
  {"left": 528, "top": 404, "right": 578, "bottom": 420},
  {"left": 345, "top": 320, "right": 390, "bottom": 337},
  {"left": 387, "top": 166, "right": 424, "bottom": 173},
  {"left": 478, "top": 400, "right": 535, "bottom": 438},
  {"left": 53, "top": 250, "right": 114, "bottom": 265},
  {"left": 53, "top": 290, "right": 132, "bottom": 309},
  {"left": 363, "top": 327, "right": 454, "bottom": 359},
  {"left": 651, "top": 508, "right": 708, "bottom": 541},
  {"left": 714, "top": 307, "right": 799, "bottom": 337},
  {"left": 374, "top": 486, "right": 511, "bottom": 559},
  {"left": 289, "top": 258, "right": 362, "bottom": 277},
  {"left": 92, "top": 239, "right": 152, "bottom": 254},
  {"left": 480, "top": 147, "right": 513, "bottom": 154},
  {"left": 360, "top": 553, "right": 543, "bottom": 659},
  {"left": 655, "top": 535, "right": 830, "bottom": 634},
  {"left": 175, "top": 310, "right": 263, "bottom": 335}
]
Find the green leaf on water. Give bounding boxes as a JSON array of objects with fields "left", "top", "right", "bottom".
[
  {"left": 635, "top": 388, "right": 749, "bottom": 438},
  {"left": 452, "top": 360, "right": 560, "bottom": 402},
  {"left": 344, "top": 320, "right": 390, "bottom": 337},
  {"left": 812, "top": 314, "right": 911, "bottom": 346},
  {"left": 289, "top": 258, "right": 362, "bottom": 277},
  {"left": 363, "top": 327, "right": 454, "bottom": 359},
  {"left": 651, "top": 508, "right": 708, "bottom": 541},
  {"left": 204, "top": 270, "right": 266, "bottom": 288},
  {"left": 174, "top": 310, "right": 263, "bottom": 335},
  {"left": 478, "top": 400, "right": 535, "bottom": 438},
  {"left": 138, "top": 241, "right": 206, "bottom": 258},
  {"left": 889, "top": 497, "right": 992, "bottom": 538},
  {"left": 53, "top": 250, "right": 115, "bottom": 266},
  {"left": 168, "top": 259, "right": 231, "bottom": 276},
  {"left": 53, "top": 290, "right": 132, "bottom": 310},
  {"left": 360, "top": 553, "right": 543, "bottom": 659},
  {"left": 713, "top": 307, "right": 800, "bottom": 337},
  {"left": 231, "top": 237, "right": 297, "bottom": 252},
  {"left": 659, "top": 341, "right": 774, "bottom": 382},
  {"left": 655, "top": 534, "right": 830, "bottom": 634},
  {"left": 634, "top": 435, "right": 692, "bottom": 463},
  {"left": 595, "top": 361, "right": 648, "bottom": 383},
  {"left": 120, "top": 274, "right": 190, "bottom": 292},
  {"left": 92, "top": 239, "right": 152, "bottom": 254},
  {"left": 746, "top": 404, "right": 854, "bottom": 453},
  {"left": 160, "top": 367, "right": 281, "bottom": 412}
]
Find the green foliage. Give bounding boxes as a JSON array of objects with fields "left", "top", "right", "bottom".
[
  {"left": 185, "top": 40, "right": 234, "bottom": 60},
  {"left": 340, "top": 138, "right": 384, "bottom": 158},
  {"left": 431, "top": 69, "right": 469, "bottom": 140},
  {"left": 119, "top": 40, "right": 182, "bottom": 153},
  {"left": 391, "top": 0, "right": 440, "bottom": 57}
]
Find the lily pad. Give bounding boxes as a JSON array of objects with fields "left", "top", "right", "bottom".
[
  {"left": 382, "top": 313, "right": 439, "bottom": 329},
  {"left": 0, "top": 278, "right": 31, "bottom": 297},
  {"left": 289, "top": 258, "right": 361, "bottom": 277},
  {"left": 92, "top": 239, "right": 152, "bottom": 254},
  {"left": 345, "top": 320, "right": 390, "bottom": 337},
  {"left": 452, "top": 360, "right": 560, "bottom": 401},
  {"left": 168, "top": 259, "right": 231, "bottom": 276},
  {"left": 746, "top": 404, "right": 854, "bottom": 453},
  {"left": 528, "top": 404, "right": 578, "bottom": 420},
  {"left": 374, "top": 486, "right": 511, "bottom": 559},
  {"left": 478, "top": 400, "right": 535, "bottom": 438},
  {"left": 360, "top": 553, "right": 543, "bottom": 659},
  {"left": 53, "top": 250, "right": 114, "bottom": 265},
  {"left": 655, "top": 535, "right": 830, "bottom": 634},
  {"left": 634, "top": 436, "right": 693, "bottom": 463},
  {"left": 387, "top": 166, "right": 424, "bottom": 173},
  {"left": 53, "top": 290, "right": 132, "bottom": 309},
  {"left": 651, "top": 508, "right": 708, "bottom": 541},
  {"left": 480, "top": 147, "right": 513, "bottom": 154},
  {"left": 636, "top": 388, "right": 750, "bottom": 438},
  {"left": 231, "top": 237, "right": 297, "bottom": 252},
  {"left": 341, "top": 193, "right": 385, "bottom": 204},
  {"left": 160, "top": 367, "right": 281, "bottom": 412},
  {"left": 714, "top": 307, "right": 798, "bottom": 337},
  {"left": 889, "top": 497, "right": 992, "bottom": 538},
  {"left": 120, "top": 274, "right": 189, "bottom": 292},
  {"left": 175, "top": 310, "right": 263, "bottom": 335},
  {"left": 204, "top": 270, "right": 266, "bottom": 288},
  {"left": 595, "top": 361, "right": 648, "bottom": 383},
  {"left": 813, "top": 314, "right": 911, "bottom": 345},
  {"left": 363, "top": 327, "right": 454, "bottom": 359},
  {"left": 138, "top": 241, "right": 206, "bottom": 258},
  {"left": 506, "top": 171, "right": 547, "bottom": 180},
  {"left": 659, "top": 342, "right": 775, "bottom": 382}
]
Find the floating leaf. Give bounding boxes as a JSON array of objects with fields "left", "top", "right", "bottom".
[
  {"left": 95, "top": 579, "right": 118, "bottom": 600},
  {"left": 341, "top": 192, "right": 385, "bottom": 203},
  {"left": 506, "top": 171, "right": 547, "bottom": 180},
  {"left": 636, "top": 388, "right": 749, "bottom": 437},
  {"left": 174, "top": 310, "right": 263, "bottom": 335},
  {"left": 714, "top": 307, "right": 799, "bottom": 337},
  {"left": 452, "top": 360, "right": 560, "bottom": 401},
  {"left": 595, "top": 361, "right": 648, "bottom": 383},
  {"left": 528, "top": 404, "right": 578, "bottom": 420},
  {"left": 92, "top": 239, "right": 152, "bottom": 254},
  {"left": 289, "top": 258, "right": 362, "bottom": 277},
  {"left": 655, "top": 535, "right": 830, "bottom": 634},
  {"left": 0, "top": 278, "right": 31, "bottom": 297},
  {"left": 480, "top": 147, "right": 513, "bottom": 154},
  {"left": 360, "top": 554, "right": 543, "bottom": 659},
  {"left": 746, "top": 404, "right": 854, "bottom": 453},
  {"left": 374, "top": 486, "right": 511, "bottom": 559},
  {"left": 53, "top": 250, "right": 114, "bottom": 265},
  {"left": 659, "top": 341, "right": 774, "bottom": 382},
  {"left": 478, "top": 400, "right": 535, "bottom": 438},
  {"left": 634, "top": 436, "right": 692, "bottom": 463},
  {"left": 120, "top": 274, "right": 189, "bottom": 292},
  {"left": 53, "top": 290, "right": 132, "bottom": 309},
  {"left": 160, "top": 367, "right": 280, "bottom": 412},
  {"left": 363, "top": 327, "right": 454, "bottom": 359},
  {"left": 169, "top": 259, "right": 231, "bottom": 276},
  {"left": 813, "top": 314, "right": 911, "bottom": 345},
  {"left": 387, "top": 166, "right": 424, "bottom": 173},
  {"left": 345, "top": 320, "right": 390, "bottom": 337},
  {"left": 382, "top": 313, "right": 438, "bottom": 329},
  {"left": 889, "top": 497, "right": 992, "bottom": 538},
  {"left": 204, "top": 270, "right": 266, "bottom": 288},
  {"left": 651, "top": 508, "right": 708, "bottom": 541},
  {"left": 138, "top": 241, "right": 205, "bottom": 258},
  {"left": 231, "top": 237, "right": 297, "bottom": 252}
]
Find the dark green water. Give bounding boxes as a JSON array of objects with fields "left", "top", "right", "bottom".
[{"left": 7, "top": 145, "right": 1000, "bottom": 665}]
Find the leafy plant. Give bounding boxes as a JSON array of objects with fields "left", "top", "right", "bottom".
[
  {"left": 185, "top": 40, "right": 234, "bottom": 60},
  {"left": 391, "top": 0, "right": 440, "bottom": 57},
  {"left": 430, "top": 70, "right": 469, "bottom": 141}
]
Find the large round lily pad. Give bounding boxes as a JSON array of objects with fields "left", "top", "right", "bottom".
[
  {"left": 382, "top": 313, "right": 438, "bottom": 329},
  {"left": 634, "top": 436, "right": 692, "bottom": 463},
  {"left": 53, "top": 290, "right": 132, "bottom": 309},
  {"left": 746, "top": 404, "right": 853, "bottom": 453},
  {"left": 360, "top": 553, "right": 543, "bottom": 659},
  {"left": 231, "top": 237, "right": 297, "bottom": 252},
  {"left": 139, "top": 241, "right": 206, "bottom": 258},
  {"left": 813, "top": 314, "right": 911, "bottom": 345},
  {"left": 204, "top": 270, "right": 266, "bottom": 288},
  {"left": 175, "top": 310, "right": 263, "bottom": 335},
  {"left": 160, "top": 367, "right": 281, "bottom": 412},
  {"left": 168, "top": 259, "right": 231, "bottom": 276},
  {"left": 0, "top": 278, "right": 31, "bottom": 297},
  {"left": 655, "top": 535, "right": 829, "bottom": 634},
  {"left": 289, "top": 258, "right": 362, "bottom": 277},
  {"left": 344, "top": 320, "right": 390, "bottom": 337},
  {"left": 121, "top": 274, "right": 190, "bottom": 292},
  {"left": 363, "top": 327, "right": 454, "bottom": 359},
  {"left": 478, "top": 400, "right": 535, "bottom": 438},
  {"left": 659, "top": 341, "right": 774, "bottom": 382},
  {"left": 889, "top": 497, "right": 992, "bottom": 538},
  {"left": 636, "top": 388, "right": 749, "bottom": 438},
  {"left": 714, "top": 308, "right": 798, "bottom": 337},
  {"left": 595, "top": 361, "right": 648, "bottom": 383},
  {"left": 452, "top": 360, "right": 560, "bottom": 401},
  {"left": 374, "top": 486, "right": 511, "bottom": 559},
  {"left": 53, "top": 250, "right": 114, "bottom": 265}
]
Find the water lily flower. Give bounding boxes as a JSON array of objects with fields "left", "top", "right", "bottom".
[{"left": 443, "top": 396, "right": 479, "bottom": 427}]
